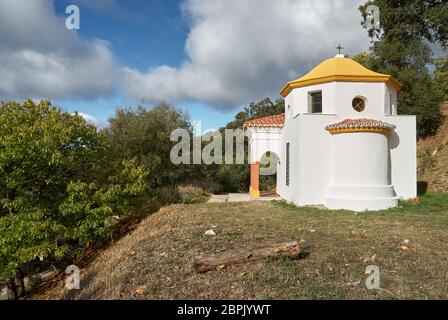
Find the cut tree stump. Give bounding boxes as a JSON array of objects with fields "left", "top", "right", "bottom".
[{"left": 193, "top": 241, "right": 301, "bottom": 273}]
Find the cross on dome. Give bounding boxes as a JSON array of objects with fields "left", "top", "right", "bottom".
[{"left": 335, "top": 43, "right": 344, "bottom": 55}]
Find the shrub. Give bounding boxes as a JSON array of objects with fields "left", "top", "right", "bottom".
[
  {"left": 178, "top": 186, "right": 210, "bottom": 204},
  {"left": 181, "top": 179, "right": 223, "bottom": 194},
  {"left": 214, "top": 165, "right": 249, "bottom": 193},
  {"left": 417, "top": 148, "right": 438, "bottom": 177},
  {"left": 0, "top": 100, "right": 148, "bottom": 299},
  {"left": 152, "top": 186, "right": 180, "bottom": 207}
]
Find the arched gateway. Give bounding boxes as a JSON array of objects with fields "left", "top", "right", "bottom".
[{"left": 244, "top": 114, "right": 284, "bottom": 198}]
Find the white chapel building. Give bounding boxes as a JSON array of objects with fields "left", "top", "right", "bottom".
[{"left": 244, "top": 54, "right": 417, "bottom": 211}]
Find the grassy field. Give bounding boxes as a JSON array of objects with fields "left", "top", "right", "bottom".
[{"left": 30, "top": 193, "right": 448, "bottom": 300}]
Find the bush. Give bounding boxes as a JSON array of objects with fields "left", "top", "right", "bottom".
[
  {"left": 178, "top": 186, "right": 210, "bottom": 204},
  {"left": 417, "top": 148, "right": 438, "bottom": 177},
  {"left": 181, "top": 179, "right": 223, "bottom": 194},
  {"left": 214, "top": 165, "right": 249, "bottom": 193},
  {"left": 152, "top": 186, "right": 180, "bottom": 207}
]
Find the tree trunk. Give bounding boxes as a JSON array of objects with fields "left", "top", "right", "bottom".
[
  {"left": 5, "top": 278, "right": 18, "bottom": 300},
  {"left": 15, "top": 270, "right": 25, "bottom": 298},
  {"left": 193, "top": 241, "right": 300, "bottom": 273}
]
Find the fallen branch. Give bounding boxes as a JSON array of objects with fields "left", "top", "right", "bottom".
[{"left": 193, "top": 241, "right": 301, "bottom": 273}]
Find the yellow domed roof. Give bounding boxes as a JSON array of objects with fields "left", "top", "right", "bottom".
[{"left": 280, "top": 56, "right": 402, "bottom": 97}]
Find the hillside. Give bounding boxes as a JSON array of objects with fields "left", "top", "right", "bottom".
[
  {"left": 418, "top": 102, "right": 448, "bottom": 192},
  {"left": 28, "top": 195, "right": 448, "bottom": 300}
]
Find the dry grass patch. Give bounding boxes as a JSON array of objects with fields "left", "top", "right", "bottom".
[{"left": 29, "top": 194, "right": 448, "bottom": 300}]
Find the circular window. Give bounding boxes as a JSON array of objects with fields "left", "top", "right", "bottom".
[{"left": 352, "top": 97, "right": 366, "bottom": 112}]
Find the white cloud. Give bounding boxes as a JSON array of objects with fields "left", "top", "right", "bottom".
[
  {"left": 76, "top": 112, "right": 101, "bottom": 128},
  {"left": 0, "top": 0, "right": 116, "bottom": 101},
  {"left": 0, "top": 0, "right": 371, "bottom": 111},
  {"left": 120, "top": 0, "right": 371, "bottom": 110}
]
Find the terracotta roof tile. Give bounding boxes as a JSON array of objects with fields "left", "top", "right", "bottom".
[
  {"left": 326, "top": 118, "right": 396, "bottom": 134},
  {"left": 244, "top": 114, "right": 285, "bottom": 128}
]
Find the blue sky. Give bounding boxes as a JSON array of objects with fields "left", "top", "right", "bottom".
[
  {"left": 0, "top": 0, "right": 373, "bottom": 131},
  {"left": 54, "top": 0, "right": 188, "bottom": 70},
  {"left": 53, "top": 0, "right": 235, "bottom": 130}
]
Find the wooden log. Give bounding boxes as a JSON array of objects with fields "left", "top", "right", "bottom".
[{"left": 193, "top": 241, "right": 300, "bottom": 273}]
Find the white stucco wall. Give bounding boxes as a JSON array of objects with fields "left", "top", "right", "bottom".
[
  {"left": 247, "top": 127, "right": 283, "bottom": 164},
  {"left": 276, "top": 114, "right": 300, "bottom": 202},
  {"left": 286, "top": 82, "right": 336, "bottom": 117},
  {"left": 333, "top": 82, "right": 392, "bottom": 117},
  {"left": 385, "top": 84, "right": 398, "bottom": 115},
  {"left": 332, "top": 132, "right": 391, "bottom": 186},
  {"left": 277, "top": 114, "right": 336, "bottom": 206},
  {"left": 384, "top": 115, "right": 417, "bottom": 199},
  {"left": 325, "top": 130, "right": 398, "bottom": 211},
  {"left": 285, "top": 81, "right": 398, "bottom": 119}
]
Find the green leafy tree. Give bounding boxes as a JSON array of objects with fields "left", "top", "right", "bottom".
[
  {"left": 0, "top": 99, "right": 104, "bottom": 298},
  {"left": 0, "top": 100, "right": 105, "bottom": 214},
  {"left": 59, "top": 159, "right": 148, "bottom": 245},
  {"left": 226, "top": 98, "right": 284, "bottom": 130},
  {"left": 359, "top": 0, "right": 448, "bottom": 137},
  {"left": 0, "top": 210, "right": 67, "bottom": 299},
  {"left": 0, "top": 100, "right": 148, "bottom": 299},
  {"left": 105, "top": 103, "right": 192, "bottom": 189}
]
